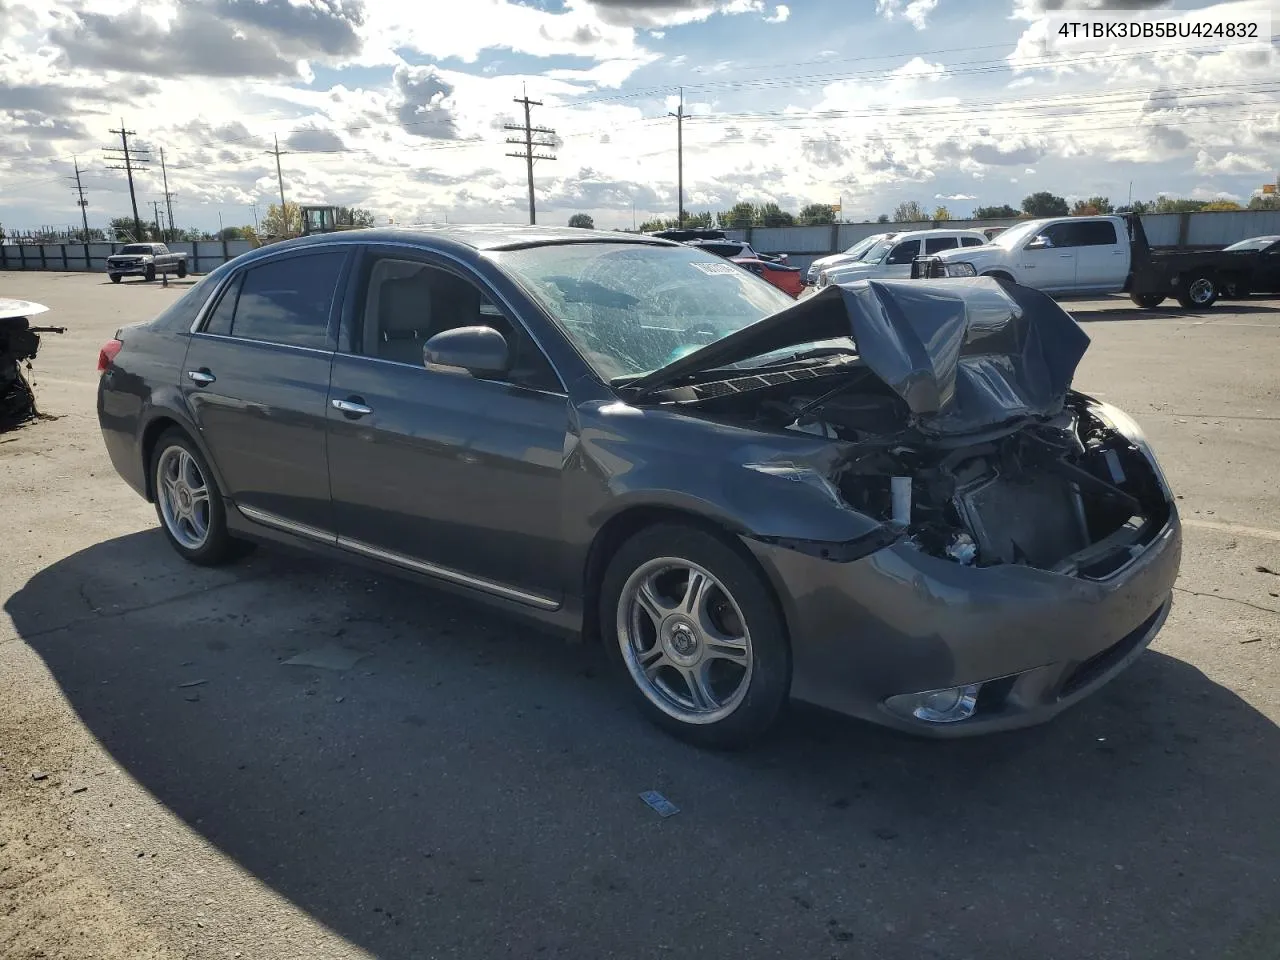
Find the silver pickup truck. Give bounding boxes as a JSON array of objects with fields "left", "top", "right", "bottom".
[{"left": 106, "top": 243, "right": 189, "bottom": 283}]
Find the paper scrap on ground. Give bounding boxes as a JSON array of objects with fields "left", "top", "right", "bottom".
[
  {"left": 639, "top": 790, "right": 680, "bottom": 818},
  {"left": 282, "top": 644, "right": 368, "bottom": 671}
]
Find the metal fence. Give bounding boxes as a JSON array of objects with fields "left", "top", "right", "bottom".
[
  {"left": 724, "top": 210, "right": 1280, "bottom": 273},
  {"left": 0, "top": 239, "right": 257, "bottom": 275}
]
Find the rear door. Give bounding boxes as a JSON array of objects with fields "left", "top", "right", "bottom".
[
  {"left": 181, "top": 247, "right": 351, "bottom": 536},
  {"left": 1071, "top": 219, "right": 1128, "bottom": 293}
]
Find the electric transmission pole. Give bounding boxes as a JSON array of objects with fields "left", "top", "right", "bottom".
[
  {"left": 504, "top": 91, "right": 557, "bottom": 225},
  {"left": 104, "top": 119, "right": 150, "bottom": 241},
  {"left": 267, "top": 135, "right": 290, "bottom": 232},
  {"left": 152, "top": 200, "right": 164, "bottom": 240},
  {"left": 669, "top": 87, "right": 685, "bottom": 228},
  {"left": 68, "top": 157, "right": 90, "bottom": 242},
  {"left": 160, "top": 147, "right": 176, "bottom": 241}
]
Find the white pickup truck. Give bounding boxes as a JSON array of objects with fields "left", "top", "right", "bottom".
[{"left": 914, "top": 214, "right": 1254, "bottom": 309}]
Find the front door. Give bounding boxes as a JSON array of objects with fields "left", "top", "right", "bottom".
[
  {"left": 181, "top": 248, "right": 350, "bottom": 535},
  {"left": 882, "top": 238, "right": 921, "bottom": 278},
  {"left": 1020, "top": 223, "right": 1077, "bottom": 292},
  {"left": 326, "top": 249, "right": 570, "bottom": 605}
]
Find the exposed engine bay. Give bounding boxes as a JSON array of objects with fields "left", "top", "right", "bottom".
[{"left": 686, "top": 367, "right": 1172, "bottom": 577}]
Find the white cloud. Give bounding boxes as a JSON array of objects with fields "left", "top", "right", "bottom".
[
  {"left": 1194, "top": 150, "right": 1269, "bottom": 175},
  {"left": 876, "top": 0, "right": 940, "bottom": 30},
  {"left": 936, "top": 192, "right": 976, "bottom": 200},
  {"left": 765, "top": 4, "right": 789, "bottom": 22}
]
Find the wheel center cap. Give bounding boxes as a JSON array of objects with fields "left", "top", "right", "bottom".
[
  {"left": 667, "top": 620, "right": 699, "bottom": 658},
  {"left": 177, "top": 486, "right": 191, "bottom": 510}
]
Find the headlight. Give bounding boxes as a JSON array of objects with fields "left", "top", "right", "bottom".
[
  {"left": 1089, "top": 401, "right": 1172, "bottom": 494},
  {"left": 744, "top": 462, "right": 845, "bottom": 507},
  {"left": 943, "top": 262, "right": 977, "bottom": 277}
]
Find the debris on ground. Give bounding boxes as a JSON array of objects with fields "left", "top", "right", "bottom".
[
  {"left": 1257, "top": 565, "right": 1278, "bottom": 577},
  {"left": 639, "top": 790, "right": 680, "bottom": 818},
  {"left": 30, "top": 771, "right": 48, "bottom": 781},
  {"left": 282, "top": 644, "right": 368, "bottom": 671},
  {"left": 177, "top": 679, "right": 208, "bottom": 689},
  {"left": 0, "top": 299, "right": 65, "bottom": 432}
]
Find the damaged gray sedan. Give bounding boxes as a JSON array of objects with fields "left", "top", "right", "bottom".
[{"left": 96, "top": 227, "right": 1181, "bottom": 748}]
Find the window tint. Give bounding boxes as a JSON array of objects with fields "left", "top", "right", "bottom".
[
  {"left": 203, "top": 273, "right": 242, "bottom": 336},
  {"left": 1075, "top": 220, "right": 1118, "bottom": 246},
  {"left": 230, "top": 252, "right": 344, "bottom": 349},
  {"left": 961, "top": 236, "right": 985, "bottom": 247},
  {"left": 699, "top": 243, "right": 744, "bottom": 258},
  {"left": 1040, "top": 223, "right": 1078, "bottom": 248},
  {"left": 360, "top": 257, "right": 561, "bottom": 392},
  {"left": 886, "top": 240, "right": 919, "bottom": 264},
  {"left": 924, "top": 236, "right": 959, "bottom": 254}
]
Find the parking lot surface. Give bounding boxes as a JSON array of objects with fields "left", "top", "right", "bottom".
[{"left": 2, "top": 273, "right": 1278, "bottom": 960}]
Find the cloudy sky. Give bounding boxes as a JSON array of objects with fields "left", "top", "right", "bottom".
[{"left": 0, "top": 0, "right": 1277, "bottom": 233}]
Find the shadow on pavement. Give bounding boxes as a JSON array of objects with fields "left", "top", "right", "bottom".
[
  {"left": 1070, "top": 301, "right": 1280, "bottom": 323},
  {"left": 8, "top": 531, "right": 1280, "bottom": 960}
]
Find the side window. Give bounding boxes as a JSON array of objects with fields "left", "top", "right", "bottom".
[
  {"left": 961, "top": 236, "right": 985, "bottom": 247},
  {"left": 359, "top": 257, "right": 561, "bottom": 392},
  {"left": 924, "top": 236, "right": 959, "bottom": 254},
  {"left": 230, "top": 252, "right": 344, "bottom": 349},
  {"left": 1077, "top": 221, "right": 1118, "bottom": 246},
  {"left": 203, "top": 273, "right": 242, "bottom": 336},
  {"left": 1042, "top": 223, "right": 1087, "bottom": 248},
  {"left": 886, "top": 240, "right": 919, "bottom": 264}
]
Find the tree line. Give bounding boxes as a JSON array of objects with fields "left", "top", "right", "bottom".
[{"left": 603, "top": 190, "right": 1280, "bottom": 234}]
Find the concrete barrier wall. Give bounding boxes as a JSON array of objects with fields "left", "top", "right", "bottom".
[{"left": 0, "top": 240, "right": 257, "bottom": 275}]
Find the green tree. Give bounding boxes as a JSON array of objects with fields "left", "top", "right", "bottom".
[
  {"left": 568, "top": 213, "right": 595, "bottom": 229},
  {"left": 335, "top": 206, "right": 375, "bottom": 228},
  {"left": 876, "top": 213, "right": 890, "bottom": 223},
  {"left": 638, "top": 216, "right": 680, "bottom": 232},
  {"left": 757, "top": 202, "right": 794, "bottom": 227},
  {"left": 261, "top": 201, "right": 302, "bottom": 236},
  {"left": 973, "top": 204, "right": 1019, "bottom": 218},
  {"left": 1200, "top": 200, "right": 1242, "bottom": 212},
  {"left": 798, "top": 203, "right": 836, "bottom": 224},
  {"left": 685, "top": 211, "right": 715, "bottom": 228},
  {"left": 109, "top": 216, "right": 146, "bottom": 241},
  {"left": 892, "top": 200, "right": 928, "bottom": 222},
  {"left": 1022, "top": 192, "right": 1069, "bottom": 217},
  {"left": 932, "top": 205, "right": 951, "bottom": 221},
  {"left": 1248, "top": 194, "right": 1280, "bottom": 210},
  {"left": 1071, "top": 196, "right": 1113, "bottom": 216},
  {"left": 717, "top": 202, "right": 757, "bottom": 228}
]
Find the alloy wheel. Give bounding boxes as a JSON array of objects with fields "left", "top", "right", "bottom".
[{"left": 156, "top": 445, "right": 211, "bottom": 550}]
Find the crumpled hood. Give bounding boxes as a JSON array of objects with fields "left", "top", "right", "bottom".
[{"left": 626, "top": 277, "right": 1091, "bottom": 435}]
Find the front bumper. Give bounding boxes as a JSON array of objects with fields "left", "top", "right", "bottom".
[
  {"left": 744, "top": 508, "right": 1182, "bottom": 737},
  {"left": 107, "top": 262, "right": 151, "bottom": 275}
]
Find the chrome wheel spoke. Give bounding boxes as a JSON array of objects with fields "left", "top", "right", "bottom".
[
  {"left": 681, "top": 570, "right": 711, "bottom": 616},
  {"left": 681, "top": 663, "right": 717, "bottom": 711},
  {"left": 703, "top": 633, "right": 749, "bottom": 662},
  {"left": 636, "top": 579, "right": 676, "bottom": 626}
]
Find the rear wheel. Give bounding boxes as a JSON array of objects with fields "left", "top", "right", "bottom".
[
  {"left": 1176, "top": 272, "right": 1217, "bottom": 309},
  {"left": 600, "top": 523, "right": 791, "bottom": 749},
  {"left": 150, "top": 429, "right": 253, "bottom": 566},
  {"left": 1223, "top": 280, "right": 1249, "bottom": 299},
  {"left": 1130, "top": 292, "right": 1166, "bottom": 309},
  {"left": 177, "top": 260, "right": 188, "bottom": 279},
  {"left": 109, "top": 273, "right": 122, "bottom": 284}
]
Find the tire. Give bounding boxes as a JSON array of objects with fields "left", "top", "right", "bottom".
[
  {"left": 982, "top": 270, "right": 1016, "bottom": 285},
  {"left": 145, "top": 265, "right": 156, "bottom": 282},
  {"left": 1175, "top": 272, "right": 1217, "bottom": 309},
  {"left": 149, "top": 429, "right": 254, "bottom": 566},
  {"left": 109, "top": 273, "right": 122, "bottom": 284},
  {"left": 599, "top": 522, "right": 791, "bottom": 749},
  {"left": 1223, "top": 280, "right": 1249, "bottom": 299},
  {"left": 1130, "top": 292, "right": 1166, "bottom": 309},
  {"left": 177, "top": 260, "right": 188, "bottom": 279}
]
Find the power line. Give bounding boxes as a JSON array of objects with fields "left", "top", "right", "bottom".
[
  {"left": 104, "top": 118, "right": 150, "bottom": 241},
  {"left": 504, "top": 90, "right": 557, "bottom": 225}
]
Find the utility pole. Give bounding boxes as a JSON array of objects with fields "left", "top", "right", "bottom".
[
  {"left": 267, "top": 135, "right": 290, "bottom": 232},
  {"left": 104, "top": 119, "right": 150, "bottom": 241},
  {"left": 504, "top": 89, "right": 557, "bottom": 225},
  {"left": 152, "top": 200, "right": 163, "bottom": 240},
  {"left": 669, "top": 87, "right": 684, "bottom": 228},
  {"left": 160, "top": 147, "right": 176, "bottom": 241},
  {"left": 68, "top": 157, "right": 90, "bottom": 242}
]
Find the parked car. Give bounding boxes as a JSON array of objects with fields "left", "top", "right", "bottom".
[
  {"left": 1219, "top": 235, "right": 1280, "bottom": 297},
  {"left": 731, "top": 256, "right": 805, "bottom": 297},
  {"left": 816, "top": 229, "right": 988, "bottom": 287},
  {"left": 106, "top": 243, "right": 189, "bottom": 284},
  {"left": 911, "top": 215, "right": 1269, "bottom": 309},
  {"left": 685, "top": 237, "right": 789, "bottom": 265},
  {"left": 96, "top": 226, "right": 1181, "bottom": 748},
  {"left": 804, "top": 233, "right": 895, "bottom": 285}
]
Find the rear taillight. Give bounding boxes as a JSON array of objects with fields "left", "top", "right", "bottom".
[{"left": 98, "top": 339, "right": 122, "bottom": 374}]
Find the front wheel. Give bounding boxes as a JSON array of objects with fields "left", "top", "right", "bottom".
[
  {"left": 1176, "top": 272, "right": 1217, "bottom": 309},
  {"left": 177, "top": 260, "right": 188, "bottom": 279},
  {"left": 145, "top": 265, "right": 156, "bottom": 282},
  {"left": 1130, "top": 292, "right": 1166, "bottom": 309},
  {"left": 109, "top": 273, "right": 122, "bottom": 284},
  {"left": 150, "top": 429, "right": 254, "bottom": 566},
  {"left": 600, "top": 523, "right": 791, "bottom": 749}
]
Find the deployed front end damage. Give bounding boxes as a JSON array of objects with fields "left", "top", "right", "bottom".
[{"left": 627, "top": 278, "right": 1181, "bottom": 734}]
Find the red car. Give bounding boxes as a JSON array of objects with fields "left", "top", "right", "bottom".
[{"left": 732, "top": 256, "right": 804, "bottom": 298}]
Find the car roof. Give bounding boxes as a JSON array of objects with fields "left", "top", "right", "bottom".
[
  {"left": 886, "top": 228, "right": 989, "bottom": 239},
  {"left": 251, "top": 224, "right": 676, "bottom": 258}
]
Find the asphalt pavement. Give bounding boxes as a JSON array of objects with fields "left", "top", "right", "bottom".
[{"left": 2, "top": 274, "right": 1278, "bottom": 960}]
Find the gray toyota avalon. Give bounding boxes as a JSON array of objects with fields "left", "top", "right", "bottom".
[{"left": 96, "top": 225, "right": 1181, "bottom": 748}]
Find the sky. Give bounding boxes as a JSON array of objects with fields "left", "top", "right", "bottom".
[{"left": 0, "top": 0, "right": 1277, "bottom": 234}]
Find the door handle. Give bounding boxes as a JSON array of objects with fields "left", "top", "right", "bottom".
[
  {"left": 187, "top": 369, "right": 215, "bottom": 385},
  {"left": 1059, "top": 254, "right": 1073, "bottom": 259},
  {"left": 332, "top": 397, "right": 373, "bottom": 417}
]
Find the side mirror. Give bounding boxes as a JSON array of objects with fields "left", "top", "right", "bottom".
[
  {"left": 424, "top": 325, "right": 510, "bottom": 379},
  {"left": 1026, "top": 236, "right": 1051, "bottom": 250}
]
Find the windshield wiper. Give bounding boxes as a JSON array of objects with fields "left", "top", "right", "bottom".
[{"left": 739, "top": 346, "right": 859, "bottom": 368}]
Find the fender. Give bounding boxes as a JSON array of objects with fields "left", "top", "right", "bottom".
[{"left": 135, "top": 386, "right": 232, "bottom": 504}]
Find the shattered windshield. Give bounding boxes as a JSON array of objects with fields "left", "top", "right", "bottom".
[{"left": 493, "top": 242, "right": 795, "bottom": 380}]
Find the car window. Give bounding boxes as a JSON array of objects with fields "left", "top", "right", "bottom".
[
  {"left": 1040, "top": 223, "right": 1079, "bottom": 248},
  {"left": 228, "top": 252, "right": 344, "bottom": 349},
  {"left": 1075, "top": 221, "right": 1118, "bottom": 246},
  {"left": 886, "top": 240, "right": 919, "bottom": 264},
  {"left": 924, "top": 236, "right": 959, "bottom": 254},
  {"left": 203, "top": 273, "right": 242, "bottom": 336},
  {"left": 492, "top": 242, "right": 795, "bottom": 381},
  {"left": 357, "top": 256, "right": 561, "bottom": 392},
  {"left": 697, "top": 243, "right": 744, "bottom": 258},
  {"left": 961, "top": 236, "right": 985, "bottom": 247}
]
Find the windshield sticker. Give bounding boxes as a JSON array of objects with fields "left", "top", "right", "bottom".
[{"left": 690, "top": 261, "right": 740, "bottom": 276}]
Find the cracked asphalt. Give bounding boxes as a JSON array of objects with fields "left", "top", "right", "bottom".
[{"left": 2, "top": 274, "right": 1279, "bottom": 960}]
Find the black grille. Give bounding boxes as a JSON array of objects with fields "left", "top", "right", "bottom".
[{"left": 1059, "top": 604, "right": 1164, "bottom": 698}]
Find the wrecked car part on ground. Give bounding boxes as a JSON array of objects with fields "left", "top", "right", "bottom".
[{"left": 1, "top": 299, "right": 64, "bottom": 431}]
